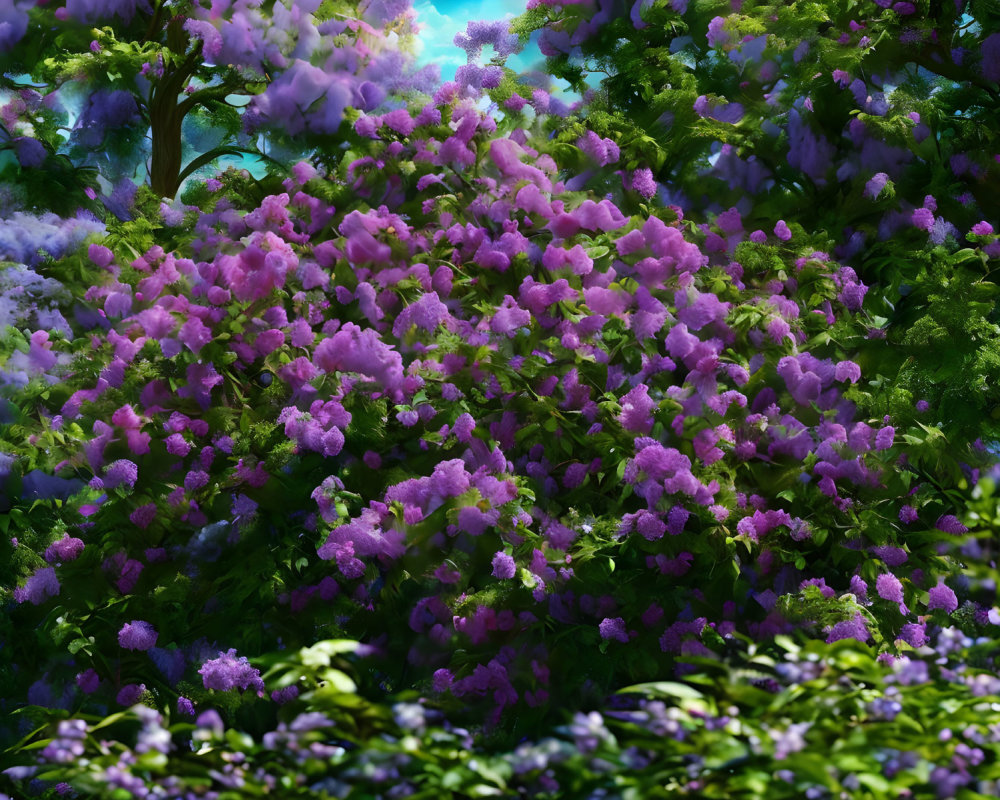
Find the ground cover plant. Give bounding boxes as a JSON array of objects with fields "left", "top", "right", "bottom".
[{"left": 2, "top": 0, "right": 1000, "bottom": 797}]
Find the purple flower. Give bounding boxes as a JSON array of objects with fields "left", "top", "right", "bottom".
[
  {"left": 232, "top": 493, "right": 258, "bottom": 519},
  {"left": 838, "top": 281, "right": 868, "bottom": 311},
  {"left": 454, "top": 19, "right": 520, "bottom": 60},
  {"left": 936, "top": 515, "right": 968, "bottom": 534},
  {"left": 178, "top": 317, "right": 212, "bottom": 354},
  {"left": 578, "top": 130, "right": 620, "bottom": 166},
  {"left": 876, "top": 573, "right": 904, "bottom": 604},
  {"left": 116, "top": 683, "right": 146, "bottom": 706},
  {"left": 667, "top": 505, "right": 690, "bottom": 535},
  {"left": 249, "top": 60, "right": 353, "bottom": 136},
  {"left": 104, "top": 459, "right": 138, "bottom": 489},
  {"left": 164, "top": 433, "right": 191, "bottom": 457},
  {"left": 14, "top": 567, "right": 60, "bottom": 605},
  {"left": 864, "top": 172, "right": 889, "bottom": 199},
  {"left": 899, "top": 623, "right": 927, "bottom": 648},
  {"left": 177, "top": 696, "right": 196, "bottom": 716},
  {"left": 899, "top": 505, "right": 918, "bottom": 524},
  {"left": 271, "top": 685, "right": 300, "bottom": 705},
  {"left": 0, "top": 0, "right": 29, "bottom": 49},
  {"left": 432, "top": 668, "right": 454, "bottom": 692},
  {"left": 911, "top": 207, "right": 935, "bottom": 231},
  {"left": 396, "top": 409, "right": 419, "bottom": 427},
  {"left": 631, "top": 167, "right": 657, "bottom": 199},
  {"left": 178, "top": 363, "right": 223, "bottom": 409},
  {"left": 970, "top": 221, "right": 994, "bottom": 237},
  {"left": 76, "top": 668, "right": 101, "bottom": 694},
  {"left": 981, "top": 32, "right": 1000, "bottom": 82},
  {"left": 359, "top": 0, "right": 410, "bottom": 25},
  {"left": 44, "top": 535, "right": 85, "bottom": 563},
  {"left": 599, "top": 617, "right": 629, "bottom": 643},
  {"left": 773, "top": 220, "right": 792, "bottom": 241},
  {"left": 199, "top": 649, "right": 265, "bottom": 693},
  {"left": 491, "top": 552, "right": 516, "bottom": 580},
  {"left": 150, "top": 646, "right": 185, "bottom": 684},
  {"left": 874, "top": 426, "right": 895, "bottom": 451},
  {"left": 618, "top": 383, "right": 655, "bottom": 433},
  {"left": 130, "top": 503, "right": 157, "bottom": 528},
  {"left": 826, "top": 614, "right": 870, "bottom": 643},
  {"left": 927, "top": 582, "right": 957, "bottom": 613},
  {"left": 119, "top": 620, "right": 158, "bottom": 651},
  {"left": 706, "top": 15, "right": 728, "bottom": 48},
  {"left": 72, "top": 89, "right": 140, "bottom": 147},
  {"left": 184, "top": 469, "right": 209, "bottom": 491},
  {"left": 871, "top": 546, "right": 908, "bottom": 567},
  {"left": 13, "top": 137, "right": 46, "bottom": 168},
  {"left": 314, "top": 322, "right": 404, "bottom": 400}
]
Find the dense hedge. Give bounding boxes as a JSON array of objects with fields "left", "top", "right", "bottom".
[{"left": 2, "top": 0, "right": 1000, "bottom": 797}]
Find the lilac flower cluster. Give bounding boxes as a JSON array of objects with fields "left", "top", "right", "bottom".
[{"left": 199, "top": 649, "right": 265, "bottom": 694}]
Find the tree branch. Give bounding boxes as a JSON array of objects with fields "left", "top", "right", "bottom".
[{"left": 178, "top": 85, "right": 237, "bottom": 116}]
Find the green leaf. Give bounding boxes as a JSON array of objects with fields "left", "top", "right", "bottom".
[{"left": 617, "top": 681, "right": 703, "bottom": 700}]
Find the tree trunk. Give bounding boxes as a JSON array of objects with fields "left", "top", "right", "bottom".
[
  {"left": 149, "top": 99, "right": 184, "bottom": 199},
  {"left": 148, "top": 19, "right": 197, "bottom": 198}
]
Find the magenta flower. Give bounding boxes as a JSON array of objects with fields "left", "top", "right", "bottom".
[
  {"left": 773, "top": 220, "right": 792, "bottom": 241},
  {"left": 111, "top": 404, "right": 142, "bottom": 429},
  {"left": 119, "top": 620, "right": 158, "bottom": 651}
]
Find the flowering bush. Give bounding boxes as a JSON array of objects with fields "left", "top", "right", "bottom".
[{"left": 2, "top": 0, "right": 1000, "bottom": 797}]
